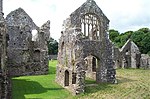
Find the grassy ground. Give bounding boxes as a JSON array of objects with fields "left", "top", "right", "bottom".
[
  {"left": 12, "top": 60, "right": 72, "bottom": 99},
  {"left": 12, "top": 60, "right": 150, "bottom": 99}
]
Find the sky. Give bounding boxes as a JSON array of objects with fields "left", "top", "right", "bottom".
[{"left": 3, "top": 0, "right": 150, "bottom": 41}]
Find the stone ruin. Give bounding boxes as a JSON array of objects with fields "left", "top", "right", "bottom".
[
  {"left": 113, "top": 39, "right": 150, "bottom": 69},
  {"left": 6, "top": 8, "right": 50, "bottom": 76},
  {"left": 0, "top": 0, "right": 11, "bottom": 98},
  {"left": 140, "top": 54, "right": 150, "bottom": 69},
  {"left": 56, "top": 0, "right": 116, "bottom": 95},
  {"left": 0, "top": 0, "right": 50, "bottom": 98}
]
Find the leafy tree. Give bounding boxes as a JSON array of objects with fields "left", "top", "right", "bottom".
[
  {"left": 138, "top": 28, "right": 150, "bottom": 33},
  {"left": 47, "top": 37, "right": 58, "bottom": 55},
  {"left": 131, "top": 30, "right": 144, "bottom": 52},
  {"left": 131, "top": 28, "right": 150, "bottom": 54},
  {"left": 109, "top": 30, "right": 133, "bottom": 48},
  {"left": 109, "top": 29, "right": 119, "bottom": 42}
]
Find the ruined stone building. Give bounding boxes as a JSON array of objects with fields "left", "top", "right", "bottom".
[
  {"left": 0, "top": 0, "right": 11, "bottom": 98},
  {"left": 120, "top": 39, "right": 141, "bottom": 68},
  {"left": 6, "top": 8, "right": 50, "bottom": 76},
  {"left": 112, "top": 45, "right": 122, "bottom": 69},
  {"left": 0, "top": 0, "right": 50, "bottom": 98},
  {"left": 113, "top": 39, "right": 150, "bottom": 69},
  {"left": 56, "top": 0, "right": 116, "bottom": 95}
]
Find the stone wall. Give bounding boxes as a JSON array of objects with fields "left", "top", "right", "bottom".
[
  {"left": 119, "top": 39, "right": 141, "bottom": 68},
  {"left": 112, "top": 39, "right": 150, "bottom": 69},
  {"left": 6, "top": 8, "right": 50, "bottom": 76},
  {"left": 112, "top": 45, "right": 122, "bottom": 68},
  {"left": 140, "top": 54, "right": 150, "bottom": 69},
  {"left": 49, "top": 55, "right": 57, "bottom": 60},
  {"left": 0, "top": 1, "right": 50, "bottom": 97},
  {"left": 0, "top": 13, "right": 11, "bottom": 99}
]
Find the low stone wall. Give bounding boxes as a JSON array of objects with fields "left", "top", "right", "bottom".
[
  {"left": 8, "top": 62, "right": 48, "bottom": 77},
  {"left": 49, "top": 55, "right": 57, "bottom": 60}
]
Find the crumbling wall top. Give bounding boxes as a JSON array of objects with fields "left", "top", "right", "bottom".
[
  {"left": 69, "top": 0, "right": 109, "bottom": 27},
  {"left": 6, "top": 7, "right": 38, "bottom": 29},
  {"left": 120, "top": 39, "right": 140, "bottom": 54}
]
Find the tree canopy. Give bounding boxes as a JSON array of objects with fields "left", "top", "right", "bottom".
[{"left": 47, "top": 37, "right": 58, "bottom": 55}]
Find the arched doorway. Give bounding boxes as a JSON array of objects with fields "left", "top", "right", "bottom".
[
  {"left": 84, "top": 55, "right": 99, "bottom": 80},
  {"left": 64, "top": 70, "right": 69, "bottom": 86},
  {"left": 92, "top": 57, "right": 97, "bottom": 72}
]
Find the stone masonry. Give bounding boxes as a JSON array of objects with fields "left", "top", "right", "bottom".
[
  {"left": 6, "top": 8, "right": 50, "bottom": 76},
  {"left": 0, "top": 0, "right": 11, "bottom": 98},
  {"left": 0, "top": 0, "right": 50, "bottom": 98},
  {"left": 140, "top": 54, "right": 150, "bottom": 69},
  {"left": 56, "top": 0, "right": 116, "bottom": 95},
  {"left": 120, "top": 39, "right": 141, "bottom": 68},
  {"left": 113, "top": 39, "right": 150, "bottom": 69}
]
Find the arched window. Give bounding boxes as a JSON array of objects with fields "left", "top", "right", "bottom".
[
  {"left": 32, "top": 29, "right": 38, "bottom": 41},
  {"left": 81, "top": 13, "right": 100, "bottom": 40},
  {"left": 61, "top": 42, "right": 64, "bottom": 51},
  {"left": 65, "top": 70, "right": 69, "bottom": 86}
]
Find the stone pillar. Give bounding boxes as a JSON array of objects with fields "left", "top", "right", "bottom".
[
  {"left": 0, "top": 13, "right": 11, "bottom": 99},
  {"left": 0, "top": 0, "right": 3, "bottom": 17},
  {"left": 75, "top": 61, "right": 85, "bottom": 95}
]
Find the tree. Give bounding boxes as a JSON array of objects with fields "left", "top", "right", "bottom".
[
  {"left": 109, "top": 29, "right": 119, "bottom": 42},
  {"left": 47, "top": 37, "right": 58, "bottom": 55},
  {"left": 131, "top": 28, "right": 150, "bottom": 54},
  {"left": 109, "top": 29, "right": 133, "bottom": 48}
]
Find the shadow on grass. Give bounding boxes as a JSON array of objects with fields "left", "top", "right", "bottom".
[
  {"left": 85, "top": 82, "right": 113, "bottom": 94},
  {"left": 12, "top": 79, "right": 63, "bottom": 99},
  {"left": 117, "top": 76, "right": 137, "bottom": 84},
  {"left": 84, "top": 76, "right": 136, "bottom": 94},
  {"left": 84, "top": 78, "right": 111, "bottom": 94}
]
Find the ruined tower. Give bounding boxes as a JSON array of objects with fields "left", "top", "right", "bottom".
[{"left": 56, "top": 0, "right": 116, "bottom": 95}]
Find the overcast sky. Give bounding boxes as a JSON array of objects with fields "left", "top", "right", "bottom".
[{"left": 3, "top": 0, "right": 150, "bottom": 40}]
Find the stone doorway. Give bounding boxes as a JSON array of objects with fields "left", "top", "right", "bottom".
[
  {"left": 85, "top": 55, "right": 99, "bottom": 80},
  {"left": 92, "top": 57, "right": 97, "bottom": 72}
]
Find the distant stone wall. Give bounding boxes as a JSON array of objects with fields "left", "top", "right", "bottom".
[
  {"left": 112, "top": 39, "right": 150, "bottom": 69},
  {"left": 49, "top": 55, "right": 57, "bottom": 60},
  {"left": 140, "top": 54, "right": 150, "bottom": 69}
]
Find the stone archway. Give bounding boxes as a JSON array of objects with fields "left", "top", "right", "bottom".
[
  {"left": 64, "top": 70, "right": 69, "bottom": 86},
  {"left": 84, "top": 55, "right": 100, "bottom": 81}
]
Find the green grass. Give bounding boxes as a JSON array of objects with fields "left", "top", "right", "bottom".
[
  {"left": 12, "top": 60, "right": 72, "bottom": 99},
  {"left": 12, "top": 61, "right": 150, "bottom": 99}
]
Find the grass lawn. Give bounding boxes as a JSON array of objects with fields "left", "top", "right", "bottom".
[
  {"left": 12, "top": 60, "right": 72, "bottom": 99},
  {"left": 12, "top": 60, "right": 150, "bottom": 99}
]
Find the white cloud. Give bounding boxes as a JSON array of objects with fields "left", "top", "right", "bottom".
[{"left": 3, "top": 0, "right": 150, "bottom": 40}]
